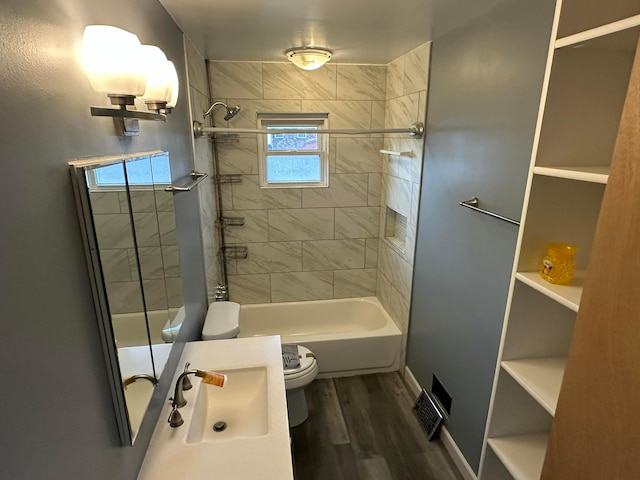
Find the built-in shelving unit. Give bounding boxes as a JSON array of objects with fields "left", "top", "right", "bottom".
[{"left": 479, "top": 1, "right": 640, "bottom": 478}]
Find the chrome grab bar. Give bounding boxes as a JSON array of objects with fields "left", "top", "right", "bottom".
[
  {"left": 459, "top": 197, "right": 520, "bottom": 226},
  {"left": 165, "top": 171, "right": 208, "bottom": 193}
]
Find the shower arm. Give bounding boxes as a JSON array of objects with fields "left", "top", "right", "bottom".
[{"left": 192, "top": 121, "right": 424, "bottom": 139}]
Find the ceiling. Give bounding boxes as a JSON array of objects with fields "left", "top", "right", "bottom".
[{"left": 159, "top": 0, "right": 436, "bottom": 64}]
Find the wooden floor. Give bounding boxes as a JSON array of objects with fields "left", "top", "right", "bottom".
[{"left": 291, "top": 373, "right": 464, "bottom": 480}]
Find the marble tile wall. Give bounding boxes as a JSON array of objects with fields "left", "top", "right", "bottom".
[
  {"left": 209, "top": 60, "right": 387, "bottom": 303},
  {"left": 377, "top": 42, "right": 431, "bottom": 343},
  {"left": 92, "top": 188, "right": 182, "bottom": 314},
  {"left": 186, "top": 37, "right": 221, "bottom": 303}
]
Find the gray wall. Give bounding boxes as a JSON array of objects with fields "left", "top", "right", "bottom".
[
  {"left": 0, "top": 1, "right": 206, "bottom": 479},
  {"left": 406, "top": 0, "right": 556, "bottom": 472}
]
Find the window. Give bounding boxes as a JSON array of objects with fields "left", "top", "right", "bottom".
[
  {"left": 85, "top": 152, "right": 171, "bottom": 190},
  {"left": 258, "top": 113, "right": 329, "bottom": 188}
]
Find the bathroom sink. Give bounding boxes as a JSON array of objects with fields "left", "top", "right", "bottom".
[{"left": 186, "top": 366, "right": 269, "bottom": 444}]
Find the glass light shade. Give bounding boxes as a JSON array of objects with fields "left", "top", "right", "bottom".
[
  {"left": 139, "top": 45, "right": 171, "bottom": 103},
  {"left": 166, "top": 62, "right": 179, "bottom": 109},
  {"left": 285, "top": 47, "right": 332, "bottom": 71},
  {"left": 81, "top": 26, "right": 147, "bottom": 96}
]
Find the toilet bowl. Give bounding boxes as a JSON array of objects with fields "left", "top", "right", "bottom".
[{"left": 201, "top": 301, "right": 318, "bottom": 427}]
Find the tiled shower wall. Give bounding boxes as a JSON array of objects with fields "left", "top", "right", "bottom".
[
  {"left": 91, "top": 188, "right": 182, "bottom": 314},
  {"left": 201, "top": 42, "right": 430, "bottom": 322},
  {"left": 208, "top": 60, "right": 388, "bottom": 304},
  {"left": 185, "top": 37, "right": 221, "bottom": 303},
  {"left": 377, "top": 43, "right": 431, "bottom": 334}
]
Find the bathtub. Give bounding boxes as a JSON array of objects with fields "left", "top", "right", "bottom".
[
  {"left": 239, "top": 297, "right": 402, "bottom": 377},
  {"left": 112, "top": 308, "right": 181, "bottom": 347}
]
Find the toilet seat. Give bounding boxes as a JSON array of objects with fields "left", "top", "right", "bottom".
[{"left": 284, "top": 345, "right": 318, "bottom": 390}]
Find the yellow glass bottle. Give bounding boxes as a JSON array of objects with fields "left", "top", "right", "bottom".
[{"left": 539, "top": 242, "right": 577, "bottom": 286}]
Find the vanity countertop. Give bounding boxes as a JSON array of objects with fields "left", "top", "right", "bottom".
[{"left": 137, "top": 336, "right": 293, "bottom": 480}]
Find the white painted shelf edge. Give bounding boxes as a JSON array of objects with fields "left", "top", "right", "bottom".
[
  {"left": 380, "top": 149, "right": 414, "bottom": 157},
  {"left": 556, "top": 13, "right": 640, "bottom": 48},
  {"left": 533, "top": 166, "right": 609, "bottom": 184},
  {"left": 488, "top": 433, "right": 549, "bottom": 480},
  {"left": 502, "top": 358, "right": 566, "bottom": 416},
  {"left": 515, "top": 271, "right": 584, "bottom": 312}
]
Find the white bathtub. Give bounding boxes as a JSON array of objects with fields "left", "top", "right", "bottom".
[
  {"left": 239, "top": 297, "right": 402, "bottom": 377},
  {"left": 112, "top": 308, "right": 181, "bottom": 347}
]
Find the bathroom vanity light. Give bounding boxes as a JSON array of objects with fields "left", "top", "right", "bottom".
[
  {"left": 81, "top": 25, "right": 180, "bottom": 136},
  {"left": 285, "top": 46, "right": 333, "bottom": 71}
]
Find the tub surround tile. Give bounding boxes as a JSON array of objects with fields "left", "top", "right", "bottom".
[
  {"left": 101, "top": 249, "right": 132, "bottom": 283},
  {"left": 220, "top": 183, "right": 234, "bottom": 211},
  {"left": 301, "top": 100, "right": 372, "bottom": 131},
  {"left": 383, "top": 176, "right": 412, "bottom": 217},
  {"left": 190, "top": 87, "right": 210, "bottom": 126},
  {"left": 229, "top": 274, "right": 271, "bottom": 304},
  {"left": 303, "top": 239, "right": 366, "bottom": 271},
  {"left": 161, "top": 245, "right": 181, "bottom": 278},
  {"left": 334, "top": 269, "right": 377, "bottom": 298},
  {"left": 142, "top": 279, "right": 169, "bottom": 311},
  {"left": 385, "top": 93, "right": 420, "bottom": 130},
  {"left": 335, "top": 207, "right": 380, "bottom": 239},
  {"left": 271, "top": 271, "right": 333, "bottom": 302},
  {"left": 376, "top": 272, "right": 409, "bottom": 333},
  {"left": 236, "top": 242, "right": 302, "bottom": 274},
  {"left": 418, "top": 90, "right": 428, "bottom": 125},
  {"left": 371, "top": 101, "right": 386, "bottom": 130},
  {"left": 232, "top": 175, "right": 302, "bottom": 210},
  {"left": 410, "top": 182, "right": 421, "bottom": 226},
  {"left": 268, "top": 208, "right": 334, "bottom": 241},
  {"left": 89, "top": 192, "right": 121, "bottom": 214},
  {"left": 386, "top": 57, "right": 405, "bottom": 100},
  {"left": 365, "top": 238, "right": 379, "bottom": 269},
  {"left": 94, "top": 214, "right": 135, "bottom": 249},
  {"left": 224, "top": 209, "right": 269, "bottom": 243},
  {"left": 154, "top": 189, "right": 175, "bottom": 212},
  {"left": 131, "top": 212, "right": 161, "bottom": 247},
  {"left": 129, "top": 191, "right": 157, "bottom": 213},
  {"left": 403, "top": 43, "right": 430, "bottom": 95},
  {"left": 337, "top": 65, "right": 386, "bottom": 101},
  {"left": 302, "top": 174, "right": 368, "bottom": 208},
  {"left": 185, "top": 38, "right": 208, "bottom": 97},
  {"left": 378, "top": 242, "right": 413, "bottom": 300},
  {"left": 217, "top": 137, "right": 259, "bottom": 175},
  {"left": 137, "top": 246, "right": 165, "bottom": 280},
  {"left": 105, "top": 281, "right": 144, "bottom": 314},
  {"left": 157, "top": 211, "right": 177, "bottom": 246},
  {"left": 404, "top": 223, "right": 417, "bottom": 265},
  {"left": 264, "top": 63, "right": 337, "bottom": 100},
  {"left": 368, "top": 173, "right": 382, "bottom": 207},
  {"left": 335, "top": 138, "right": 383, "bottom": 174},
  {"left": 225, "top": 99, "right": 302, "bottom": 130},
  {"left": 210, "top": 61, "right": 263, "bottom": 99},
  {"left": 165, "top": 277, "right": 184, "bottom": 308}
]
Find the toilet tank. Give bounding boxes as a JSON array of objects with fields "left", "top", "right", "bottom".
[{"left": 202, "top": 301, "right": 241, "bottom": 340}]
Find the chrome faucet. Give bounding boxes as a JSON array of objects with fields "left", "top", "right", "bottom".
[{"left": 168, "top": 362, "right": 227, "bottom": 428}]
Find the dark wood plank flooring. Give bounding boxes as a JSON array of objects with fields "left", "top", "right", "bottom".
[{"left": 291, "top": 373, "right": 464, "bottom": 480}]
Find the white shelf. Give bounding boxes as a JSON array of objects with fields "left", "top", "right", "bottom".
[
  {"left": 379, "top": 149, "right": 414, "bottom": 157},
  {"left": 556, "top": 13, "right": 640, "bottom": 48},
  {"left": 515, "top": 271, "right": 584, "bottom": 312},
  {"left": 502, "top": 358, "right": 566, "bottom": 415},
  {"left": 488, "top": 433, "right": 549, "bottom": 480},
  {"left": 533, "top": 166, "right": 609, "bottom": 184}
]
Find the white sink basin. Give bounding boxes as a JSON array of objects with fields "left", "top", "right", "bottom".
[{"left": 186, "top": 366, "right": 269, "bottom": 444}]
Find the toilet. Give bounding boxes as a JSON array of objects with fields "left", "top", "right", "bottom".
[{"left": 201, "top": 301, "right": 318, "bottom": 427}]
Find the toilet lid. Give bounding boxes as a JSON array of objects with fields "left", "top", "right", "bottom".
[
  {"left": 283, "top": 345, "right": 316, "bottom": 377},
  {"left": 202, "top": 301, "right": 241, "bottom": 339}
]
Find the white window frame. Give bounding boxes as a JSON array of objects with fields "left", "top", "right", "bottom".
[{"left": 257, "top": 113, "right": 329, "bottom": 188}]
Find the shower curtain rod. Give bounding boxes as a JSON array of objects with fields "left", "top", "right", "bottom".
[{"left": 192, "top": 121, "right": 424, "bottom": 139}]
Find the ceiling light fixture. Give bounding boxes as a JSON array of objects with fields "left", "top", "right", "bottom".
[{"left": 285, "top": 46, "right": 333, "bottom": 71}]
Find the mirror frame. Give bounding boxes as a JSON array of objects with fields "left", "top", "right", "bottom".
[{"left": 69, "top": 150, "right": 169, "bottom": 446}]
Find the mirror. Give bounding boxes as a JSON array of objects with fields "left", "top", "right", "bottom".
[{"left": 69, "top": 151, "right": 184, "bottom": 445}]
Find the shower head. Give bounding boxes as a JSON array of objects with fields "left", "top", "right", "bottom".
[
  {"left": 203, "top": 101, "right": 241, "bottom": 122},
  {"left": 224, "top": 105, "right": 241, "bottom": 121}
]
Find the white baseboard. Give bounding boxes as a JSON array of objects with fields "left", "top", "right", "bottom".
[{"left": 403, "top": 366, "right": 478, "bottom": 480}]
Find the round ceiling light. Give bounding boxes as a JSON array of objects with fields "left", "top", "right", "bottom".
[{"left": 285, "top": 47, "right": 333, "bottom": 71}]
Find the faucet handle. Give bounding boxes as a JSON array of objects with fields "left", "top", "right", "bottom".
[
  {"left": 168, "top": 405, "right": 184, "bottom": 428},
  {"left": 182, "top": 362, "right": 193, "bottom": 391}
]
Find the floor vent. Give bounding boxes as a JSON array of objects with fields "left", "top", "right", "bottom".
[{"left": 413, "top": 389, "right": 445, "bottom": 440}]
